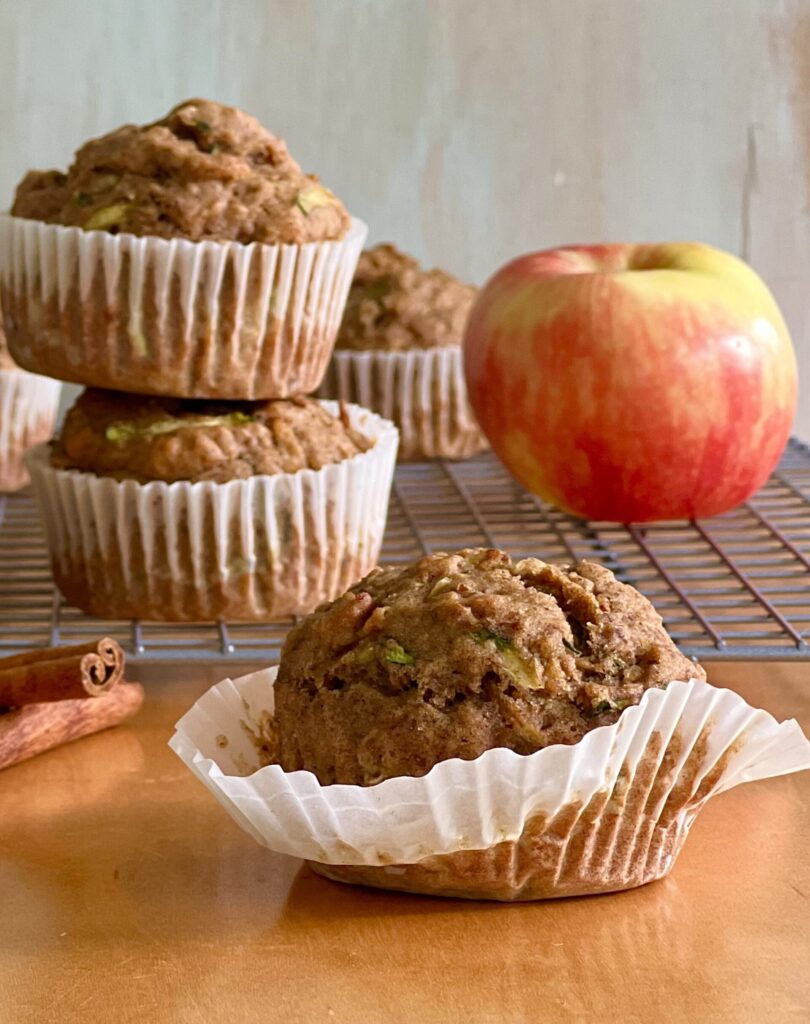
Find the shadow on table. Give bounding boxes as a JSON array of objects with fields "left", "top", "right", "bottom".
[{"left": 280, "top": 860, "right": 638, "bottom": 920}]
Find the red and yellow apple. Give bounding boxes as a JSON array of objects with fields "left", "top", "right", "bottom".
[{"left": 463, "top": 243, "right": 798, "bottom": 522}]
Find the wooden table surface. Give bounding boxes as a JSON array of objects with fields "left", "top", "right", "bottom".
[{"left": 1, "top": 660, "right": 808, "bottom": 1024}]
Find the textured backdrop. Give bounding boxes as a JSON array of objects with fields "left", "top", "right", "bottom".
[{"left": 1, "top": 0, "right": 809, "bottom": 436}]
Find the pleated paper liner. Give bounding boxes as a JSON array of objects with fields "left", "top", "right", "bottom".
[
  {"left": 169, "top": 667, "right": 810, "bottom": 901},
  {"left": 25, "top": 402, "right": 398, "bottom": 622},
  {"left": 0, "top": 214, "right": 367, "bottom": 400},
  {"left": 319, "top": 348, "right": 488, "bottom": 460},
  {"left": 0, "top": 368, "right": 61, "bottom": 492}
]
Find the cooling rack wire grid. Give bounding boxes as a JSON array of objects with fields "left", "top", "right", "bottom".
[{"left": 2, "top": 441, "right": 810, "bottom": 662}]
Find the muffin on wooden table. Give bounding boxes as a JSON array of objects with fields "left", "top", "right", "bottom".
[
  {"left": 0, "top": 317, "right": 60, "bottom": 492},
  {"left": 319, "top": 244, "right": 487, "bottom": 460},
  {"left": 26, "top": 389, "right": 397, "bottom": 620},
  {"left": 172, "top": 546, "right": 810, "bottom": 902},
  {"left": 1, "top": 99, "right": 366, "bottom": 399},
  {"left": 272, "top": 548, "right": 703, "bottom": 784}
]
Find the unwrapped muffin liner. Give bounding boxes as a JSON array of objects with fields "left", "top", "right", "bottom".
[
  {"left": 0, "top": 368, "right": 61, "bottom": 492},
  {"left": 319, "top": 348, "right": 487, "bottom": 460},
  {"left": 0, "top": 213, "right": 367, "bottom": 399},
  {"left": 171, "top": 668, "right": 810, "bottom": 901},
  {"left": 25, "top": 402, "right": 398, "bottom": 621}
]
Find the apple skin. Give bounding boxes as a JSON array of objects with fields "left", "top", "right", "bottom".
[{"left": 463, "top": 243, "right": 798, "bottom": 522}]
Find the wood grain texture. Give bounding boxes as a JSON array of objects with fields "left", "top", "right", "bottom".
[
  {"left": 0, "top": 660, "right": 807, "bottom": 1023},
  {"left": 0, "top": 0, "right": 808, "bottom": 436}
]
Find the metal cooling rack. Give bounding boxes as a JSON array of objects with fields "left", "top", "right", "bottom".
[{"left": 2, "top": 440, "right": 810, "bottom": 663}]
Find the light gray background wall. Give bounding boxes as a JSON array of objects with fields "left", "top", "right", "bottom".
[{"left": 2, "top": 0, "right": 809, "bottom": 435}]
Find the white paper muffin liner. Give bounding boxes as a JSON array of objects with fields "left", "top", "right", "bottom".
[
  {"left": 319, "top": 348, "right": 488, "bottom": 460},
  {"left": 25, "top": 402, "right": 398, "bottom": 622},
  {"left": 0, "top": 213, "right": 367, "bottom": 399},
  {"left": 170, "top": 668, "right": 810, "bottom": 901},
  {"left": 0, "top": 368, "right": 61, "bottom": 492}
]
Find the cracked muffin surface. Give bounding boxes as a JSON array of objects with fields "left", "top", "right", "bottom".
[
  {"left": 272, "top": 547, "right": 705, "bottom": 785},
  {"left": 335, "top": 243, "right": 476, "bottom": 352},
  {"left": 52, "top": 389, "right": 371, "bottom": 483},
  {"left": 12, "top": 98, "right": 349, "bottom": 244}
]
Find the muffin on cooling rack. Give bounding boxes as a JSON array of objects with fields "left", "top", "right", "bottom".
[
  {"left": 171, "top": 544, "right": 810, "bottom": 902},
  {"left": 318, "top": 244, "right": 487, "bottom": 460},
  {"left": 1, "top": 98, "right": 366, "bottom": 399},
  {"left": 26, "top": 389, "right": 397, "bottom": 621},
  {"left": 0, "top": 316, "right": 60, "bottom": 492}
]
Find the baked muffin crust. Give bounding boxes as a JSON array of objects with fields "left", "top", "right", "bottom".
[
  {"left": 12, "top": 99, "right": 349, "bottom": 245},
  {"left": 336, "top": 244, "right": 476, "bottom": 352},
  {"left": 273, "top": 547, "right": 705, "bottom": 785},
  {"left": 52, "top": 390, "right": 371, "bottom": 483}
]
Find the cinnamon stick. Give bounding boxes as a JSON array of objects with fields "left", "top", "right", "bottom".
[
  {"left": 0, "top": 682, "right": 144, "bottom": 770},
  {"left": 0, "top": 638, "right": 125, "bottom": 707}
]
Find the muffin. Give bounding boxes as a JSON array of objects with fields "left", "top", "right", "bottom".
[
  {"left": 272, "top": 548, "right": 704, "bottom": 784},
  {"left": 171, "top": 547, "right": 810, "bottom": 902},
  {"left": 26, "top": 389, "right": 398, "bottom": 620},
  {"left": 1, "top": 99, "right": 367, "bottom": 399},
  {"left": 318, "top": 244, "right": 487, "bottom": 460},
  {"left": 334, "top": 244, "right": 475, "bottom": 352},
  {"left": 0, "top": 317, "right": 61, "bottom": 492}
]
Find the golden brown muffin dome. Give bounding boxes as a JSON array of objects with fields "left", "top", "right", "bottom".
[
  {"left": 51, "top": 390, "right": 371, "bottom": 484},
  {"left": 12, "top": 99, "right": 349, "bottom": 245},
  {"left": 335, "top": 244, "right": 476, "bottom": 352},
  {"left": 273, "top": 547, "right": 705, "bottom": 785}
]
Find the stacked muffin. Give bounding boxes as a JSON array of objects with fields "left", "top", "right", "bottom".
[
  {"left": 319, "top": 244, "right": 487, "bottom": 460},
  {"left": 0, "top": 318, "right": 61, "bottom": 491},
  {"left": 0, "top": 99, "right": 398, "bottom": 621}
]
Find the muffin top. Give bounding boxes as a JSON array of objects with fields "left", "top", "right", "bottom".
[
  {"left": 335, "top": 244, "right": 476, "bottom": 352},
  {"left": 11, "top": 99, "right": 350, "bottom": 245},
  {"left": 272, "top": 547, "right": 704, "bottom": 785},
  {"left": 51, "top": 390, "right": 371, "bottom": 483}
]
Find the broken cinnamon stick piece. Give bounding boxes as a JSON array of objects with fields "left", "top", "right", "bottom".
[
  {"left": 0, "top": 638, "right": 125, "bottom": 707},
  {"left": 0, "top": 681, "right": 144, "bottom": 770}
]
